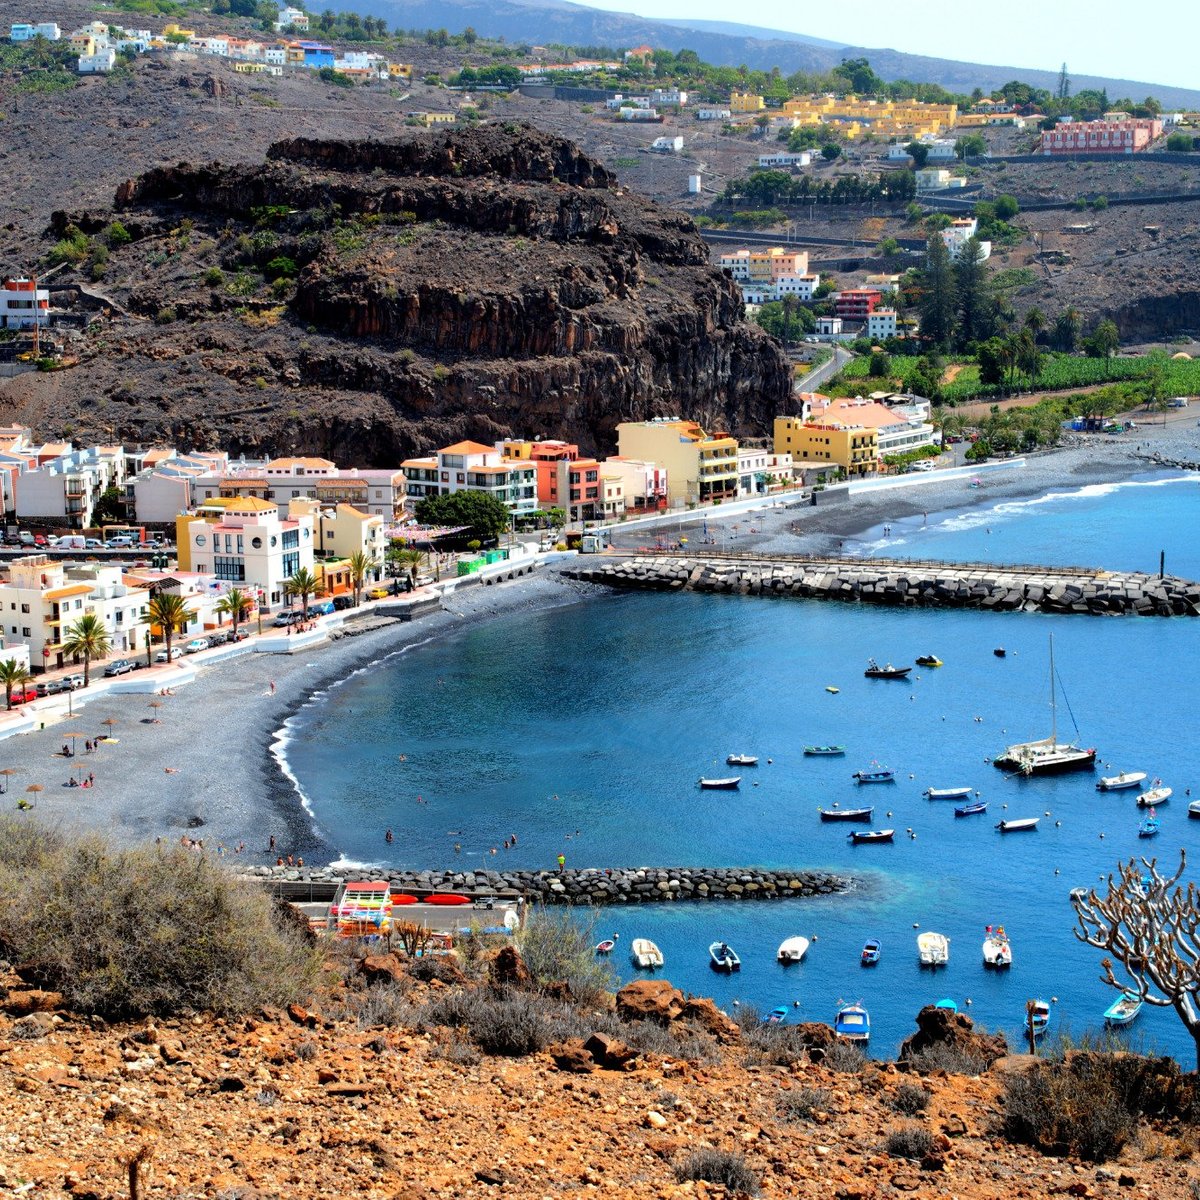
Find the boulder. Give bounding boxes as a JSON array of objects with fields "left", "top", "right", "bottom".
[
  {"left": 583, "top": 1031, "right": 638, "bottom": 1070},
  {"left": 679, "top": 996, "right": 741, "bottom": 1043},
  {"left": 358, "top": 954, "right": 405, "bottom": 986},
  {"left": 898, "top": 1004, "right": 1008, "bottom": 1069},
  {"left": 488, "top": 946, "right": 532, "bottom": 991},
  {"left": 549, "top": 1039, "right": 596, "bottom": 1073},
  {"left": 2, "top": 989, "right": 64, "bottom": 1016},
  {"left": 615, "top": 979, "right": 685, "bottom": 1023}
]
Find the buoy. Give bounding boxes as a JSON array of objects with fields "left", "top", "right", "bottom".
[
  {"left": 909, "top": 773, "right": 915, "bottom": 779},
  {"left": 767, "top": 759, "right": 774, "bottom": 764},
  {"left": 913, "top": 922, "right": 920, "bottom": 928},
  {"left": 965, "top": 998, "right": 973, "bottom": 1006},
  {"left": 732, "top": 999, "right": 740, "bottom": 1006},
  {"left": 1054, "top": 868, "right": 1060, "bottom": 874},
  {"left": 1051, "top": 997, "right": 1058, "bottom": 1004},
  {"left": 886, "top": 811, "right": 893, "bottom": 818},
  {"left": 793, "top": 1000, "right": 801, "bottom": 1008},
  {"left": 1045, "top": 811, "right": 1051, "bottom": 817},
  {"left": 1002, "top": 803, "right": 1008, "bottom": 809},
  {"left": 1100, "top": 833, "right": 1105, "bottom": 839},
  {"left": 1055, "top": 821, "right": 1062, "bottom": 828},
  {"left": 812, "top": 935, "right": 819, "bottom": 942}
]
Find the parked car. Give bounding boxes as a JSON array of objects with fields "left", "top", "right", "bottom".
[
  {"left": 32, "top": 534, "right": 46, "bottom": 546},
  {"left": 307, "top": 600, "right": 335, "bottom": 617},
  {"left": 332, "top": 595, "right": 355, "bottom": 611},
  {"left": 15, "top": 685, "right": 39, "bottom": 703},
  {"left": 44, "top": 535, "right": 60, "bottom": 546},
  {"left": 61, "top": 674, "right": 85, "bottom": 690},
  {"left": 184, "top": 638, "right": 209, "bottom": 654},
  {"left": 84, "top": 538, "right": 104, "bottom": 550},
  {"left": 103, "top": 659, "right": 133, "bottom": 676},
  {"left": 154, "top": 650, "right": 171, "bottom": 663},
  {"left": 17, "top": 531, "right": 35, "bottom": 545},
  {"left": 368, "top": 587, "right": 390, "bottom": 600},
  {"left": 207, "top": 630, "right": 230, "bottom": 646},
  {"left": 231, "top": 629, "right": 250, "bottom": 641},
  {"left": 272, "top": 611, "right": 303, "bottom": 627},
  {"left": 35, "top": 680, "right": 55, "bottom": 697}
]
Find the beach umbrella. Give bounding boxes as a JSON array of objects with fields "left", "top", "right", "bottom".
[
  {"left": 0, "top": 766, "right": 20, "bottom": 794},
  {"left": 146, "top": 700, "right": 163, "bottom": 724},
  {"left": 101, "top": 718, "right": 119, "bottom": 730}
]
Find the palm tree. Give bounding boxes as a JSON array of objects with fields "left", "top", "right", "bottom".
[
  {"left": 390, "top": 548, "right": 423, "bottom": 588},
  {"left": 148, "top": 592, "right": 193, "bottom": 664},
  {"left": 214, "top": 587, "right": 251, "bottom": 637},
  {"left": 285, "top": 567, "right": 320, "bottom": 619},
  {"left": 0, "top": 658, "right": 33, "bottom": 710},
  {"left": 347, "top": 551, "right": 372, "bottom": 608},
  {"left": 62, "top": 613, "right": 111, "bottom": 688}
]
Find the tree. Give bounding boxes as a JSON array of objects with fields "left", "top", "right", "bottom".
[
  {"left": 755, "top": 297, "right": 812, "bottom": 346},
  {"left": 389, "top": 547, "right": 423, "bottom": 587},
  {"left": 920, "top": 234, "right": 957, "bottom": 349},
  {"left": 868, "top": 350, "right": 892, "bottom": 377},
  {"left": 955, "top": 133, "right": 986, "bottom": 159},
  {"left": 977, "top": 337, "right": 1008, "bottom": 387},
  {"left": 904, "top": 140, "right": 929, "bottom": 168},
  {"left": 91, "top": 486, "right": 125, "bottom": 526},
  {"left": 1072, "top": 851, "right": 1200, "bottom": 1070},
  {"left": 1053, "top": 306, "right": 1082, "bottom": 352},
  {"left": 214, "top": 587, "right": 251, "bottom": 637},
  {"left": 1024, "top": 306, "right": 1046, "bottom": 341},
  {"left": 878, "top": 236, "right": 901, "bottom": 260},
  {"left": 0, "top": 658, "right": 33, "bottom": 710},
  {"left": 1084, "top": 318, "right": 1120, "bottom": 370},
  {"left": 62, "top": 613, "right": 111, "bottom": 688},
  {"left": 821, "top": 143, "right": 841, "bottom": 161},
  {"left": 994, "top": 194, "right": 1020, "bottom": 220},
  {"left": 347, "top": 550, "right": 372, "bottom": 606},
  {"left": 1056, "top": 61, "right": 1070, "bottom": 102},
  {"left": 148, "top": 593, "right": 193, "bottom": 664},
  {"left": 1015, "top": 328, "right": 1042, "bottom": 390},
  {"left": 414, "top": 491, "right": 511, "bottom": 542},
  {"left": 284, "top": 567, "right": 320, "bottom": 618},
  {"left": 954, "top": 236, "right": 994, "bottom": 347}
]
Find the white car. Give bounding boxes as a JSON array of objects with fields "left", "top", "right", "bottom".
[{"left": 184, "top": 638, "right": 209, "bottom": 654}]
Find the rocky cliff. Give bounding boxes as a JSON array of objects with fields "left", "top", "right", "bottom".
[{"left": 26, "top": 125, "right": 789, "bottom": 462}]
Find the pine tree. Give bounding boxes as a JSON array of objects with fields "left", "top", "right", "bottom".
[
  {"left": 1057, "top": 62, "right": 1070, "bottom": 102},
  {"left": 954, "top": 236, "right": 994, "bottom": 347},
  {"left": 920, "top": 234, "right": 957, "bottom": 350}
]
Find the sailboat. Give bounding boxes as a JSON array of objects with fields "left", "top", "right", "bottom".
[{"left": 993, "top": 634, "right": 1096, "bottom": 776}]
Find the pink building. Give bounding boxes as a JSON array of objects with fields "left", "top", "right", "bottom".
[{"left": 1040, "top": 118, "right": 1163, "bottom": 155}]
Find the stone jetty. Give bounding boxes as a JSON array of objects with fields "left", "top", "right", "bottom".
[
  {"left": 568, "top": 552, "right": 1200, "bottom": 617},
  {"left": 248, "top": 864, "right": 848, "bottom": 905}
]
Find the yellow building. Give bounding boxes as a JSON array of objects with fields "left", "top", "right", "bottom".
[
  {"left": 412, "top": 111, "right": 457, "bottom": 126},
  {"left": 773, "top": 415, "right": 878, "bottom": 477},
  {"left": 729, "top": 91, "right": 765, "bottom": 114},
  {"left": 616, "top": 419, "right": 738, "bottom": 506},
  {"left": 174, "top": 497, "right": 242, "bottom": 571},
  {"left": 289, "top": 499, "right": 385, "bottom": 570},
  {"left": 162, "top": 23, "right": 196, "bottom": 39},
  {"left": 781, "top": 95, "right": 957, "bottom": 137},
  {"left": 388, "top": 63, "right": 413, "bottom": 79}
]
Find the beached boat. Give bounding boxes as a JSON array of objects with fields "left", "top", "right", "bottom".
[
  {"left": 834, "top": 1002, "right": 870, "bottom": 1043},
  {"left": 777, "top": 936, "right": 810, "bottom": 963},
  {"left": 1097, "top": 771, "right": 1147, "bottom": 792},
  {"left": 915, "top": 654, "right": 943, "bottom": 667},
  {"left": 594, "top": 939, "right": 616, "bottom": 955},
  {"left": 1136, "top": 784, "right": 1171, "bottom": 808},
  {"left": 982, "top": 927, "right": 1012, "bottom": 968},
  {"left": 390, "top": 893, "right": 419, "bottom": 905},
  {"left": 1138, "top": 810, "right": 1160, "bottom": 838},
  {"left": 993, "top": 635, "right": 1096, "bottom": 776},
  {"left": 924, "top": 786, "right": 973, "bottom": 800},
  {"left": 1104, "top": 991, "right": 1143, "bottom": 1027},
  {"left": 996, "top": 817, "right": 1040, "bottom": 832},
  {"left": 726, "top": 754, "right": 759, "bottom": 767},
  {"left": 699, "top": 776, "right": 741, "bottom": 789},
  {"left": 861, "top": 938, "right": 881, "bottom": 966},
  {"left": 630, "top": 938, "right": 664, "bottom": 969},
  {"left": 955, "top": 800, "right": 988, "bottom": 817},
  {"left": 818, "top": 805, "right": 874, "bottom": 822},
  {"left": 766, "top": 1005, "right": 789, "bottom": 1024},
  {"left": 1030, "top": 999, "right": 1051, "bottom": 1039},
  {"left": 709, "top": 941, "right": 741, "bottom": 972},
  {"left": 917, "top": 932, "right": 950, "bottom": 967},
  {"left": 853, "top": 766, "right": 895, "bottom": 784},
  {"left": 848, "top": 828, "right": 895, "bottom": 844},
  {"left": 865, "top": 658, "right": 912, "bottom": 680},
  {"left": 804, "top": 744, "right": 846, "bottom": 756},
  {"left": 426, "top": 893, "right": 471, "bottom": 906}
]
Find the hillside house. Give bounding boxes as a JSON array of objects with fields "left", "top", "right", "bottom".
[
  {"left": 757, "top": 151, "right": 811, "bottom": 169},
  {"left": 696, "top": 107, "right": 731, "bottom": 121},
  {"left": 10, "top": 22, "right": 60, "bottom": 40},
  {"left": 940, "top": 217, "right": 991, "bottom": 261},
  {"left": 1040, "top": 117, "right": 1163, "bottom": 154},
  {"left": 0, "top": 277, "right": 49, "bottom": 330},
  {"left": 274, "top": 5, "right": 309, "bottom": 31}
]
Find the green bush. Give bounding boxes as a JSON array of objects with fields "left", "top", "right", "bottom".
[
  {"left": 104, "top": 221, "right": 132, "bottom": 248},
  {"left": 48, "top": 228, "right": 92, "bottom": 266},
  {"left": 674, "top": 1149, "right": 760, "bottom": 1195},
  {"left": 203, "top": 266, "right": 225, "bottom": 287},
  {"left": 516, "top": 906, "right": 615, "bottom": 1006},
  {"left": 265, "top": 255, "right": 298, "bottom": 279},
  {"left": 0, "top": 818, "right": 320, "bottom": 1018}
]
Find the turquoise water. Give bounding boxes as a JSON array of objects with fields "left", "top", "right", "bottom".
[{"left": 282, "top": 472, "right": 1200, "bottom": 1062}]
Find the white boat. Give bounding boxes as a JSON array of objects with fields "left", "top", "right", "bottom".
[
  {"left": 1097, "top": 771, "right": 1147, "bottom": 792},
  {"left": 996, "top": 817, "right": 1040, "bottom": 832},
  {"left": 993, "top": 634, "right": 1096, "bottom": 776},
  {"left": 924, "top": 786, "right": 973, "bottom": 800},
  {"left": 1189, "top": 800, "right": 1200, "bottom": 820},
  {"left": 699, "top": 776, "right": 741, "bottom": 790},
  {"left": 630, "top": 938, "right": 663, "bottom": 969},
  {"left": 917, "top": 931, "right": 950, "bottom": 967},
  {"left": 777, "top": 936, "right": 810, "bottom": 963},
  {"left": 1136, "top": 785, "right": 1172, "bottom": 808},
  {"left": 726, "top": 754, "right": 758, "bottom": 767},
  {"left": 982, "top": 928, "right": 1012, "bottom": 968}
]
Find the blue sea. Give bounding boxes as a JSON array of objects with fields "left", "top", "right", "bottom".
[{"left": 281, "top": 471, "right": 1200, "bottom": 1063}]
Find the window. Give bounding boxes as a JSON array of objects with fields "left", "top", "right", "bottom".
[
  {"left": 195, "top": 534, "right": 207, "bottom": 547},
  {"left": 20, "top": 603, "right": 29, "bottom": 614},
  {"left": 282, "top": 530, "right": 299, "bottom": 550},
  {"left": 282, "top": 552, "right": 299, "bottom": 578},
  {"left": 22, "top": 627, "right": 30, "bottom": 638},
  {"left": 252, "top": 536, "right": 262, "bottom": 549},
  {"left": 214, "top": 557, "right": 246, "bottom": 582}
]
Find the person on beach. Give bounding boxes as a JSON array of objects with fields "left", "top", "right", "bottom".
[
  {"left": 557, "top": 853, "right": 566, "bottom": 873},
  {"left": 269, "top": 835, "right": 276, "bottom": 853}
]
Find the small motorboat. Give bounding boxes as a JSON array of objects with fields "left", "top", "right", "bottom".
[
  {"left": 993, "top": 647, "right": 1007, "bottom": 658},
  {"left": 934, "top": 997, "right": 958, "bottom": 1013},
  {"left": 865, "top": 658, "right": 912, "bottom": 679},
  {"left": 630, "top": 938, "right": 664, "bottom": 969},
  {"left": 1104, "top": 990, "right": 1143, "bottom": 1027},
  {"left": 1029, "top": 999, "right": 1051, "bottom": 1039},
  {"left": 860, "top": 938, "right": 881, "bottom": 966},
  {"left": 917, "top": 932, "right": 950, "bottom": 966},
  {"left": 955, "top": 800, "right": 988, "bottom": 817},
  {"left": 996, "top": 817, "right": 1040, "bottom": 832},
  {"left": 818, "top": 805, "right": 873, "bottom": 822},
  {"left": 594, "top": 938, "right": 616, "bottom": 955},
  {"left": 804, "top": 744, "right": 846, "bottom": 756},
  {"left": 834, "top": 1002, "right": 870, "bottom": 1043},
  {"left": 699, "top": 776, "right": 741, "bottom": 789},
  {"left": 848, "top": 828, "right": 894, "bottom": 844},
  {"left": 924, "top": 786, "right": 973, "bottom": 800},
  {"left": 825, "top": 686, "right": 840, "bottom": 694},
  {"left": 1189, "top": 800, "right": 1200, "bottom": 820},
  {"left": 726, "top": 754, "right": 758, "bottom": 767},
  {"left": 709, "top": 941, "right": 741, "bottom": 972},
  {"left": 982, "top": 927, "right": 1012, "bottom": 968},
  {"left": 1138, "top": 810, "right": 1160, "bottom": 838},
  {"left": 766, "top": 1005, "right": 789, "bottom": 1025},
  {"left": 777, "top": 935, "right": 810, "bottom": 963},
  {"left": 1136, "top": 784, "right": 1171, "bottom": 808},
  {"left": 853, "top": 766, "right": 895, "bottom": 784},
  {"left": 915, "top": 654, "right": 943, "bottom": 667},
  {"left": 1097, "top": 770, "right": 1147, "bottom": 792}
]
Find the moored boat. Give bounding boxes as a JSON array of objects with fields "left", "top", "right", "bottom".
[
  {"left": 915, "top": 654, "right": 943, "bottom": 667},
  {"left": 777, "top": 936, "right": 810, "bottom": 963},
  {"left": 1104, "top": 990, "right": 1143, "bottom": 1027},
  {"left": 726, "top": 754, "right": 758, "bottom": 767},
  {"left": 630, "top": 938, "right": 664, "bottom": 969},
  {"left": 955, "top": 800, "right": 988, "bottom": 816},
  {"left": 834, "top": 1002, "right": 870, "bottom": 1043},
  {"left": 1097, "top": 771, "right": 1147, "bottom": 792},
  {"left": 594, "top": 938, "right": 616, "bottom": 955},
  {"left": 917, "top": 932, "right": 950, "bottom": 966},
  {"left": 934, "top": 997, "right": 958, "bottom": 1013},
  {"left": 1189, "top": 800, "right": 1200, "bottom": 820},
  {"left": 818, "top": 805, "right": 874, "bottom": 822},
  {"left": 848, "top": 828, "right": 895, "bottom": 844},
  {"left": 709, "top": 941, "right": 741, "bottom": 972},
  {"left": 1136, "top": 784, "right": 1171, "bottom": 808},
  {"left": 853, "top": 766, "right": 895, "bottom": 784},
  {"left": 982, "top": 926, "right": 1012, "bottom": 968},
  {"left": 699, "top": 776, "right": 741, "bottom": 789},
  {"left": 861, "top": 938, "right": 881, "bottom": 966},
  {"left": 766, "top": 1006, "right": 789, "bottom": 1024},
  {"left": 804, "top": 744, "right": 846, "bottom": 756},
  {"left": 925, "top": 786, "right": 973, "bottom": 800},
  {"left": 865, "top": 658, "right": 912, "bottom": 679},
  {"left": 996, "top": 817, "right": 1040, "bottom": 832},
  {"left": 994, "top": 647, "right": 1007, "bottom": 658},
  {"left": 1138, "top": 810, "right": 1160, "bottom": 838},
  {"left": 1030, "top": 999, "right": 1051, "bottom": 1038}
]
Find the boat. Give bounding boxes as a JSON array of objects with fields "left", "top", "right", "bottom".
[
  {"left": 699, "top": 776, "right": 741, "bottom": 789},
  {"left": 917, "top": 932, "right": 950, "bottom": 967},
  {"left": 1097, "top": 771, "right": 1147, "bottom": 792},
  {"left": 1189, "top": 800, "right": 1200, "bottom": 820},
  {"left": 834, "top": 1002, "right": 870, "bottom": 1043},
  {"left": 865, "top": 658, "right": 912, "bottom": 679},
  {"left": 1138, "top": 810, "right": 1160, "bottom": 838},
  {"left": 996, "top": 817, "right": 1040, "bottom": 832},
  {"left": 818, "top": 805, "right": 874, "bottom": 822},
  {"left": 630, "top": 939, "right": 664, "bottom": 969},
  {"left": 860, "top": 938, "right": 881, "bottom": 966},
  {"left": 935, "top": 997, "right": 958, "bottom": 1013},
  {"left": 993, "top": 634, "right": 1096, "bottom": 776},
  {"left": 1103, "top": 991, "right": 1144, "bottom": 1027},
  {"left": 1136, "top": 784, "right": 1171, "bottom": 808},
  {"left": 924, "top": 786, "right": 973, "bottom": 800},
  {"left": 766, "top": 1006, "right": 789, "bottom": 1024},
  {"left": 709, "top": 941, "right": 741, "bottom": 972},
  {"left": 426, "top": 893, "right": 471, "bottom": 905},
  {"left": 594, "top": 939, "right": 616, "bottom": 955},
  {"left": 982, "top": 927, "right": 1012, "bottom": 968},
  {"left": 726, "top": 754, "right": 759, "bottom": 767},
  {"left": 804, "top": 744, "right": 846, "bottom": 756},
  {"left": 848, "top": 828, "right": 895, "bottom": 844},
  {"left": 390, "top": 893, "right": 419, "bottom": 905},
  {"left": 915, "top": 654, "right": 943, "bottom": 667},
  {"left": 955, "top": 800, "right": 988, "bottom": 817},
  {"left": 777, "top": 936, "right": 810, "bottom": 963},
  {"left": 994, "top": 647, "right": 1007, "bottom": 658},
  {"left": 825, "top": 686, "right": 840, "bottom": 694},
  {"left": 853, "top": 766, "right": 895, "bottom": 784},
  {"left": 1030, "top": 999, "right": 1051, "bottom": 1039}
]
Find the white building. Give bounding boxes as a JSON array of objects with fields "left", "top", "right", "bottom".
[
  {"left": 924, "top": 139, "right": 957, "bottom": 161},
  {"left": 757, "top": 151, "right": 811, "bottom": 169},
  {"left": 619, "top": 107, "right": 660, "bottom": 122},
  {"left": 10, "top": 22, "right": 60, "bottom": 40},
  {"left": 606, "top": 94, "right": 650, "bottom": 110},
  {"left": 940, "top": 217, "right": 992, "bottom": 261},
  {"left": 264, "top": 44, "right": 287, "bottom": 65},
  {"left": 649, "top": 136, "right": 683, "bottom": 153},
  {"left": 401, "top": 440, "right": 538, "bottom": 517},
  {"left": 78, "top": 47, "right": 116, "bottom": 73},
  {"left": 886, "top": 143, "right": 913, "bottom": 160},
  {"left": 274, "top": 6, "right": 309, "bottom": 31},
  {"left": 64, "top": 562, "right": 151, "bottom": 656},
  {"left": 16, "top": 445, "right": 126, "bottom": 528},
  {"left": 915, "top": 167, "right": 968, "bottom": 192},
  {"left": 815, "top": 315, "right": 845, "bottom": 339},
  {"left": 0, "top": 277, "right": 49, "bottom": 329},
  {"left": 866, "top": 309, "right": 898, "bottom": 340},
  {"left": 651, "top": 87, "right": 687, "bottom": 107},
  {"left": 599, "top": 457, "right": 668, "bottom": 510},
  {"left": 696, "top": 107, "right": 731, "bottom": 121}
]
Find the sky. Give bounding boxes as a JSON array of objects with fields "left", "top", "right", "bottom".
[{"left": 572, "top": 0, "right": 1194, "bottom": 91}]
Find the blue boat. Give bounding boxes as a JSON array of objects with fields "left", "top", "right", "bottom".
[
  {"left": 1030, "top": 999, "right": 1051, "bottom": 1039},
  {"left": 834, "top": 1001, "right": 870, "bottom": 1043},
  {"left": 1138, "top": 809, "right": 1160, "bottom": 838},
  {"left": 1104, "top": 991, "right": 1143, "bottom": 1027},
  {"left": 853, "top": 765, "right": 895, "bottom": 784},
  {"left": 934, "top": 997, "right": 958, "bottom": 1014},
  {"left": 955, "top": 800, "right": 988, "bottom": 817},
  {"left": 860, "top": 938, "right": 881, "bottom": 966},
  {"left": 766, "top": 1006, "right": 789, "bottom": 1025}
]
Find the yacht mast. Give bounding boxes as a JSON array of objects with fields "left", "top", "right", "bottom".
[{"left": 1049, "top": 633, "right": 1057, "bottom": 746}]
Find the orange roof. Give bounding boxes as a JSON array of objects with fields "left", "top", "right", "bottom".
[
  {"left": 221, "top": 497, "right": 278, "bottom": 513},
  {"left": 809, "top": 399, "right": 911, "bottom": 429},
  {"left": 266, "top": 456, "right": 336, "bottom": 469},
  {"left": 440, "top": 440, "right": 494, "bottom": 455},
  {"left": 43, "top": 584, "right": 93, "bottom": 600}
]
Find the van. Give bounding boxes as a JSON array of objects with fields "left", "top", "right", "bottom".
[
  {"left": 59, "top": 535, "right": 86, "bottom": 550},
  {"left": 106, "top": 536, "right": 136, "bottom": 549}
]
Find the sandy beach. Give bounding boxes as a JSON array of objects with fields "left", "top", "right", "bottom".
[{"left": 2, "top": 421, "right": 1196, "bottom": 866}]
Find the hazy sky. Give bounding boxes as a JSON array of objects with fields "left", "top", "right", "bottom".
[{"left": 574, "top": 0, "right": 1193, "bottom": 90}]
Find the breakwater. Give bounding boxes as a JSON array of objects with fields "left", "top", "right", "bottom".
[
  {"left": 247, "top": 864, "right": 848, "bottom": 905},
  {"left": 569, "top": 552, "right": 1200, "bottom": 617}
]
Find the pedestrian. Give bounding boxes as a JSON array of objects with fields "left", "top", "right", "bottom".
[
  {"left": 511, "top": 833, "right": 517, "bottom": 845},
  {"left": 87, "top": 772, "right": 94, "bottom": 786},
  {"left": 269, "top": 834, "right": 276, "bottom": 852},
  {"left": 269, "top": 680, "right": 276, "bottom": 695},
  {"left": 296, "top": 856, "right": 303, "bottom": 868},
  {"left": 557, "top": 853, "right": 566, "bottom": 873},
  {"left": 286, "top": 854, "right": 294, "bottom": 866}
]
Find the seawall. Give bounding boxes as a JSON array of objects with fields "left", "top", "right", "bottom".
[{"left": 567, "top": 552, "right": 1200, "bottom": 617}]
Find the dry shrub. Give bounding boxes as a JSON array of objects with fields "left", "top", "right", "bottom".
[
  {"left": 674, "top": 1148, "right": 760, "bottom": 1195},
  {"left": 885, "top": 1124, "right": 933, "bottom": 1159},
  {"left": 892, "top": 1083, "right": 931, "bottom": 1115},
  {"left": 516, "top": 905, "right": 615, "bottom": 1005},
  {"left": 777, "top": 1086, "right": 831, "bottom": 1123},
  {"left": 0, "top": 817, "right": 320, "bottom": 1019},
  {"left": 906, "top": 1042, "right": 990, "bottom": 1075},
  {"left": 824, "top": 1041, "right": 868, "bottom": 1073}
]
